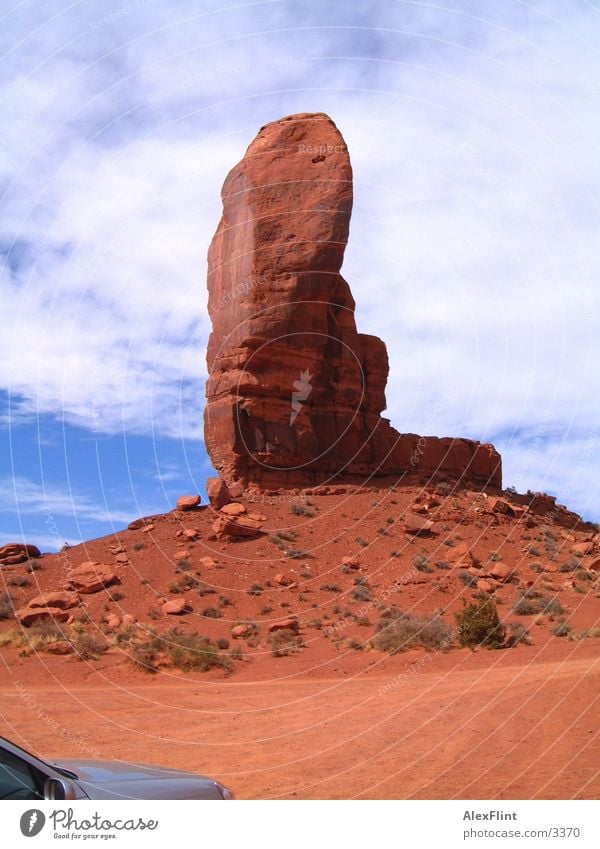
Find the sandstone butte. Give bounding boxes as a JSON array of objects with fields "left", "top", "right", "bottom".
[{"left": 204, "top": 112, "right": 501, "bottom": 493}]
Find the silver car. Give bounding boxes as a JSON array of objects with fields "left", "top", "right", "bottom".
[{"left": 0, "top": 736, "right": 234, "bottom": 800}]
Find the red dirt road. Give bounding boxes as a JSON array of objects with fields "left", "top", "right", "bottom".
[{"left": 1, "top": 643, "right": 597, "bottom": 799}]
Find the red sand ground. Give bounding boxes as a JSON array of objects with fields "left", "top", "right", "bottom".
[{"left": 1, "top": 484, "right": 599, "bottom": 798}]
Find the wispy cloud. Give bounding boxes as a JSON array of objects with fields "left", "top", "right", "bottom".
[{"left": 0, "top": 475, "right": 134, "bottom": 525}]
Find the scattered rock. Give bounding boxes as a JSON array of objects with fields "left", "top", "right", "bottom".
[
  {"left": 231, "top": 624, "right": 249, "bottom": 638},
  {"left": 162, "top": 598, "right": 190, "bottom": 615},
  {"left": 476, "top": 579, "right": 494, "bottom": 593},
  {"left": 114, "top": 553, "right": 129, "bottom": 564},
  {"left": 404, "top": 514, "right": 434, "bottom": 536},
  {"left": 488, "top": 563, "right": 516, "bottom": 582},
  {"left": 141, "top": 523, "right": 155, "bottom": 534},
  {"left": 206, "top": 477, "right": 231, "bottom": 509},
  {"left": 341, "top": 555, "right": 361, "bottom": 570},
  {"left": 28, "top": 592, "right": 78, "bottom": 611},
  {"left": 174, "top": 550, "right": 191, "bottom": 561},
  {"left": 485, "top": 497, "right": 517, "bottom": 517},
  {"left": 106, "top": 613, "right": 121, "bottom": 629},
  {"left": 584, "top": 556, "right": 600, "bottom": 572},
  {"left": 445, "top": 543, "right": 478, "bottom": 568},
  {"left": 178, "top": 528, "right": 200, "bottom": 541},
  {"left": 220, "top": 502, "right": 247, "bottom": 516},
  {"left": 176, "top": 495, "right": 201, "bottom": 511},
  {"left": 274, "top": 573, "right": 294, "bottom": 586},
  {"left": 64, "top": 562, "right": 119, "bottom": 594},
  {"left": 127, "top": 516, "right": 158, "bottom": 531},
  {"left": 0, "top": 543, "right": 41, "bottom": 566},
  {"left": 268, "top": 618, "right": 299, "bottom": 634},
  {"left": 16, "top": 606, "right": 71, "bottom": 627},
  {"left": 198, "top": 556, "right": 217, "bottom": 569},
  {"left": 45, "top": 641, "right": 74, "bottom": 655},
  {"left": 572, "top": 541, "right": 594, "bottom": 556},
  {"left": 212, "top": 515, "right": 265, "bottom": 539}
]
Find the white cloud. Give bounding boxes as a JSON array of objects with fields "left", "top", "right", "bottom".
[
  {"left": 0, "top": 1, "right": 599, "bottom": 516},
  {"left": 0, "top": 475, "right": 135, "bottom": 525}
]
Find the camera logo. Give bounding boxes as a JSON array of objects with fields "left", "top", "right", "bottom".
[{"left": 20, "top": 809, "right": 46, "bottom": 837}]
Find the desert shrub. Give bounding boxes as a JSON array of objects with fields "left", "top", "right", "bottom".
[
  {"left": 505, "top": 622, "right": 532, "bottom": 647},
  {"left": 355, "top": 616, "right": 371, "bottom": 627},
  {"left": 25, "top": 559, "right": 42, "bottom": 572},
  {"left": 290, "top": 503, "right": 316, "bottom": 517},
  {"left": 169, "top": 574, "right": 199, "bottom": 593},
  {"left": 247, "top": 583, "right": 264, "bottom": 596},
  {"left": 267, "top": 628, "right": 304, "bottom": 657},
  {"left": 436, "top": 560, "right": 451, "bottom": 570},
  {"left": 526, "top": 546, "right": 542, "bottom": 557},
  {"left": 320, "top": 583, "right": 341, "bottom": 593},
  {"left": 132, "top": 542, "right": 146, "bottom": 552},
  {"left": 443, "top": 538, "right": 456, "bottom": 547},
  {"left": 371, "top": 608, "right": 452, "bottom": 654},
  {"left": 166, "top": 632, "right": 230, "bottom": 673},
  {"left": 217, "top": 637, "right": 229, "bottom": 650},
  {"left": 286, "top": 549, "right": 311, "bottom": 559},
  {"left": 0, "top": 592, "right": 14, "bottom": 620},
  {"left": 270, "top": 530, "right": 297, "bottom": 551},
  {"left": 559, "top": 558, "right": 580, "bottom": 573},
  {"left": 455, "top": 595, "right": 506, "bottom": 650},
  {"left": 553, "top": 621, "right": 572, "bottom": 637},
  {"left": 390, "top": 550, "right": 401, "bottom": 558},
  {"left": 259, "top": 605, "right": 274, "bottom": 616},
  {"left": 218, "top": 595, "right": 232, "bottom": 607},
  {"left": 129, "top": 642, "right": 160, "bottom": 673},
  {"left": 356, "top": 537, "right": 369, "bottom": 547},
  {"left": 73, "top": 632, "right": 108, "bottom": 660},
  {"left": 108, "top": 591, "right": 125, "bottom": 602},
  {"left": 488, "top": 551, "right": 501, "bottom": 562},
  {"left": 28, "top": 618, "right": 65, "bottom": 641},
  {"left": 413, "top": 555, "right": 433, "bottom": 573},
  {"left": 458, "top": 570, "right": 477, "bottom": 587},
  {"left": 196, "top": 583, "right": 216, "bottom": 597},
  {"left": 202, "top": 606, "right": 222, "bottom": 619},
  {"left": 0, "top": 629, "right": 23, "bottom": 648},
  {"left": 346, "top": 638, "right": 364, "bottom": 651},
  {"left": 351, "top": 584, "right": 371, "bottom": 602},
  {"left": 7, "top": 574, "right": 30, "bottom": 588},
  {"left": 148, "top": 609, "right": 159, "bottom": 620},
  {"left": 575, "top": 569, "right": 593, "bottom": 582},
  {"left": 512, "top": 588, "right": 564, "bottom": 616}
]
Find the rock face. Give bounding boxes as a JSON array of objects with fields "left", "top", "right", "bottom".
[
  {"left": 205, "top": 112, "right": 502, "bottom": 492},
  {"left": 0, "top": 543, "right": 41, "bottom": 566}
]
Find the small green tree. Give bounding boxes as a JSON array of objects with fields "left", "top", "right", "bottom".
[{"left": 455, "top": 594, "right": 506, "bottom": 650}]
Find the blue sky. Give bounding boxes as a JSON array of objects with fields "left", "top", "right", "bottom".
[{"left": 1, "top": 0, "right": 599, "bottom": 550}]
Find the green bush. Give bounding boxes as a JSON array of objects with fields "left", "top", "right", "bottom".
[{"left": 455, "top": 595, "right": 505, "bottom": 650}]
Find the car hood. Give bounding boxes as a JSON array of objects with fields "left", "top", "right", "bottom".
[{"left": 52, "top": 758, "right": 227, "bottom": 800}]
